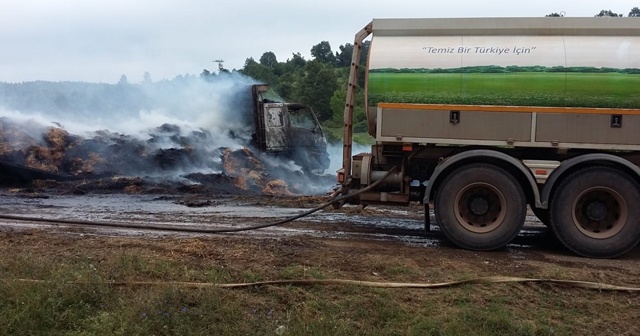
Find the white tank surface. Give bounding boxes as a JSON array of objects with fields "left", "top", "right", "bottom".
[{"left": 367, "top": 18, "right": 640, "bottom": 109}]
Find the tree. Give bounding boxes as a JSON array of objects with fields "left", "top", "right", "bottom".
[
  {"left": 545, "top": 13, "right": 563, "bottom": 17},
  {"left": 630, "top": 7, "right": 640, "bottom": 17},
  {"left": 336, "top": 43, "right": 354, "bottom": 67},
  {"left": 259, "top": 52, "right": 278, "bottom": 67},
  {"left": 143, "top": 72, "right": 152, "bottom": 84},
  {"left": 310, "top": 41, "right": 336, "bottom": 65},
  {"left": 118, "top": 74, "right": 129, "bottom": 85},
  {"left": 296, "top": 60, "right": 338, "bottom": 121},
  {"left": 287, "top": 53, "right": 307, "bottom": 69},
  {"left": 595, "top": 9, "right": 623, "bottom": 17},
  {"left": 244, "top": 57, "right": 258, "bottom": 68},
  {"left": 200, "top": 69, "right": 216, "bottom": 80},
  {"left": 276, "top": 72, "right": 298, "bottom": 100},
  {"left": 330, "top": 86, "right": 367, "bottom": 131},
  {"left": 240, "top": 60, "right": 277, "bottom": 85}
]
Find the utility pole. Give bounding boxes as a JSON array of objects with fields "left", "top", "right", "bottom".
[{"left": 214, "top": 59, "right": 225, "bottom": 71}]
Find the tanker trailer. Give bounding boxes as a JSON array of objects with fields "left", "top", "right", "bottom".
[{"left": 336, "top": 17, "right": 640, "bottom": 258}]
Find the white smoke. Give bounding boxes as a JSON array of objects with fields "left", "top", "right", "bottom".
[
  {"left": 325, "top": 142, "right": 372, "bottom": 176},
  {"left": 0, "top": 73, "right": 344, "bottom": 194}
]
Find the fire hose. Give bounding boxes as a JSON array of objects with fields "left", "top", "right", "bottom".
[
  {"left": 1, "top": 166, "right": 639, "bottom": 292},
  {"left": 4, "top": 276, "right": 640, "bottom": 292}
]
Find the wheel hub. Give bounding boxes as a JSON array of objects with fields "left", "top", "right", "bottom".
[
  {"left": 585, "top": 200, "right": 607, "bottom": 222},
  {"left": 454, "top": 183, "right": 506, "bottom": 234},
  {"left": 469, "top": 197, "right": 489, "bottom": 216},
  {"left": 572, "top": 188, "right": 627, "bottom": 239}
]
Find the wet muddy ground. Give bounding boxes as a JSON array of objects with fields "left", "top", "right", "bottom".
[
  {"left": 0, "top": 190, "right": 535, "bottom": 243},
  {"left": 1, "top": 188, "right": 639, "bottom": 269}
]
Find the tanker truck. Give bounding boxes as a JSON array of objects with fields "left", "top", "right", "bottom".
[{"left": 335, "top": 17, "right": 640, "bottom": 258}]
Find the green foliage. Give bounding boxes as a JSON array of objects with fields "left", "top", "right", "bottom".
[
  {"left": 329, "top": 87, "right": 347, "bottom": 125},
  {"left": 630, "top": 7, "right": 640, "bottom": 17},
  {"left": 239, "top": 61, "right": 278, "bottom": 86},
  {"left": 287, "top": 52, "right": 307, "bottom": 69},
  {"left": 595, "top": 9, "right": 623, "bottom": 17},
  {"left": 244, "top": 57, "right": 258, "bottom": 68},
  {"left": 296, "top": 60, "right": 339, "bottom": 121},
  {"left": 310, "top": 41, "right": 336, "bottom": 65},
  {"left": 320, "top": 126, "right": 374, "bottom": 145},
  {"left": 238, "top": 38, "right": 370, "bottom": 128},
  {"left": 330, "top": 86, "right": 367, "bottom": 131},
  {"left": 259, "top": 51, "right": 278, "bottom": 67},
  {"left": 276, "top": 72, "right": 297, "bottom": 100},
  {"left": 336, "top": 43, "right": 354, "bottom": 67}
]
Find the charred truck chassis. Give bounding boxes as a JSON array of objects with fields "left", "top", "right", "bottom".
[
  {"left": 337, "top": 18, "right": 640, "bottom": 258},
  {"left": 251, "top": 84, "right": 330, "bottom": 173}
]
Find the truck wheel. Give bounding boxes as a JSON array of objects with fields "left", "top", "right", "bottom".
[
  {"left": 550, "top": 167, "right": 640, "bottom": 258},
  {"left": 435, "top": 164, "right": 526, "bottom": 251}
]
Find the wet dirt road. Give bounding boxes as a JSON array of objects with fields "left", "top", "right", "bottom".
[
  {"left": 0, "top": 191, "right": 529, "bottom": 238},
  {"left": 1, "top": 189, "right": 639, "bottom": 263}
]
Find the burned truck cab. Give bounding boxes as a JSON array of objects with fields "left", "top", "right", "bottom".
[{"left": 251, "top": 84, "right": 330, "bottom": 173}]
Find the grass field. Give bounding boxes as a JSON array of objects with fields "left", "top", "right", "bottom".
[
  {"left": 2, "top": 231, "right": 640, "bottom": 336},
  {"left": 368, "top": 72, "right": 640, "bottom": 108}
]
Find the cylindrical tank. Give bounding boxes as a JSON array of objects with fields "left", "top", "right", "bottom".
[{"left": 366, "top": 18, "right": 640, "bottom": 120}]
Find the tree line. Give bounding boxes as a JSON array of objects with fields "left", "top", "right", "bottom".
[
  {"left": 547, "top": 7, "right": 640, "bottom": 17},
  {"left": 201, "top": 40, "right": 371, "bottom": 132}
]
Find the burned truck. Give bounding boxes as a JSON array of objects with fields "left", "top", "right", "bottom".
[
  {"left": 336, "top": 17, "right": 640, "bottom": 258},
  {"left": 246, "top": 84, "right": 330, "bottom": 173}
]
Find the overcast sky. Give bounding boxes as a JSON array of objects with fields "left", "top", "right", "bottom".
[{"left": 1, "top": 0, "right": 638, "bottom": 83}]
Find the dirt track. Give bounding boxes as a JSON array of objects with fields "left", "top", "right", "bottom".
[{"left": 1, "top": 188, "right": 640, "bottom": 284}]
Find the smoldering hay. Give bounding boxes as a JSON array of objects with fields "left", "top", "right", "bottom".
[{"left": 0, "top": 74, "right": 335, "bottom": 195}]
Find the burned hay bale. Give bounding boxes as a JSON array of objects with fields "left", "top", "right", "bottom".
[
  {"left": 262, "top": 179, "right": 294, "bottom": 196},
  {"left": 220, "top": 147, "right": 267, "bottom": 192}
]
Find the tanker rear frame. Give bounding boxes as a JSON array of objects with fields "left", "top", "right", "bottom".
[{"left": 337, "top": 18, "right": 640, "bottom": 258}]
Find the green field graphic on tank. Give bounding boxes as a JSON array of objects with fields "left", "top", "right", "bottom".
[{"left": 367, "top": 35, "right": 640, "bottom": 108}]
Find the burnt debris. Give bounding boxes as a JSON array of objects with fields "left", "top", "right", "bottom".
[{"left": 0, "top": 118, "right": 332, "bottom": 195}]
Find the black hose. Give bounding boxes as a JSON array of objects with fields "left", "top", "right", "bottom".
[{"left": 0, "top": 167, "right": 398, "bottom": 234}]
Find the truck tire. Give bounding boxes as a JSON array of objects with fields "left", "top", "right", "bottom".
[
  {"left": 550, "top": 167, "right": 640, "bottom": 258},
  {"left": 434, "top": 164, "right": 526, "bottom": 251}
]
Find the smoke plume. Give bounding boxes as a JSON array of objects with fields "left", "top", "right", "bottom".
[{"left": 0, "top": 73, "right": 337, "bottom": 195}]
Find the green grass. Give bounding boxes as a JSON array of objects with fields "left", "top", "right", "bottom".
[
  {"left": 323, "top": 126, "right": 375, "bottom": 145},
  {"left": 0, "top": 276, "right": 596, "bottom": 335},
  {"left": 368, "top": 72, "right": 640, "bottom": 108},
  {"left": 2, "top": 234, "right": 639, "bottom": 335}
]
